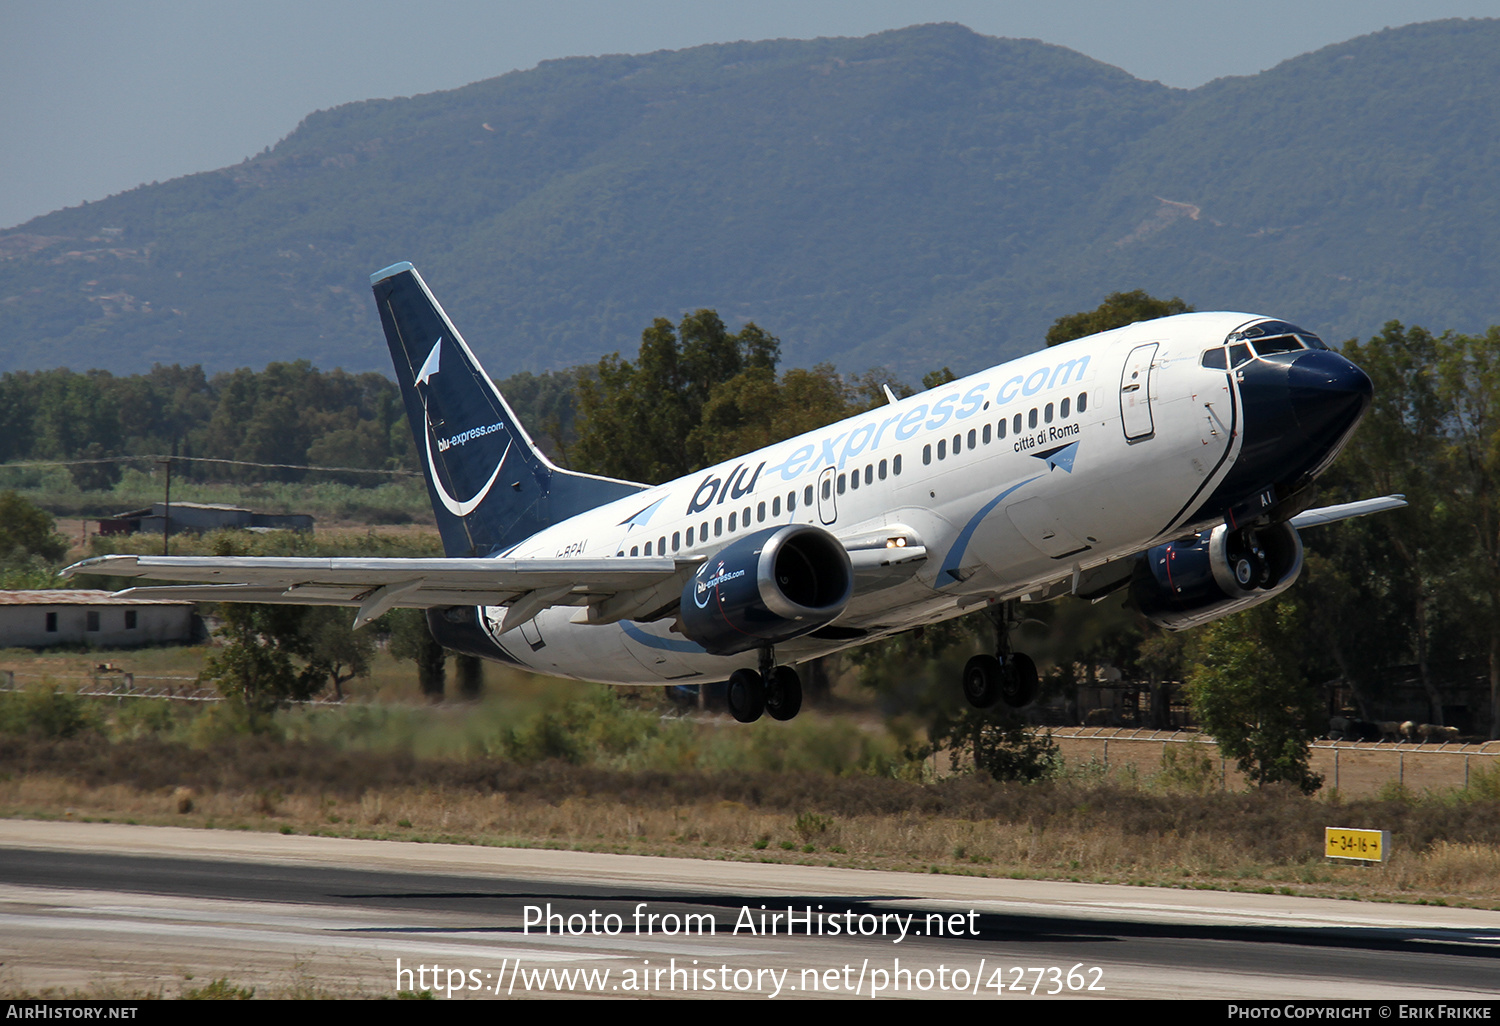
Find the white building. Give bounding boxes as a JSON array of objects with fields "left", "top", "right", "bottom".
[{"left": 0, "top": 591, "right": 196, "bottom": 648}]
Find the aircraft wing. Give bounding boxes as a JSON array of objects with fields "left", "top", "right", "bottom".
[
  {"left": 63, "top": 554, "right": 704, "bottom": 629},
  {"left": 1289, "top": 493, "right": 1407, "bottom": 529}
]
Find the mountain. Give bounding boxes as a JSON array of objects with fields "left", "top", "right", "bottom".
[{"left": 1, "top": 20, "right": 1497, "bottom": 379}]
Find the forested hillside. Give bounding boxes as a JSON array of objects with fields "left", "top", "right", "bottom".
[{"left": 2, "top": 20, "right": 1497, "bottom": 378}]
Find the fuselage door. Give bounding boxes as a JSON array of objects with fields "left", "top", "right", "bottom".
[
  {"left": 1119, "top": 343, "right": 1159, "bottom": 441},
  {"left": 817, "top": 466, "right": 838, "bottom": 525}
]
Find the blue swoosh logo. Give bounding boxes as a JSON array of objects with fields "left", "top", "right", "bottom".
[
  {"left": 939, "top": 476, "right": 1041, "bottom": 585},
  {"left": 621, "top": 620, "right": 707, "bottom": 654}
]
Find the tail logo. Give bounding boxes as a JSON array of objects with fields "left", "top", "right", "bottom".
[
  {"left": 416, "top": 335, "right": 511, "bottom": 517},
  {"left": 416, "top": 337, "right": 442, "bottom": 385}
]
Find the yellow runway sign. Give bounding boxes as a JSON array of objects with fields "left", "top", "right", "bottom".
[{"left": 1325, "top": 827, "right": 1388, "bottom": 862}]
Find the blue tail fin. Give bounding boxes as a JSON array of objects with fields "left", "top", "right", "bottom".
[{"left": 371, "top": 262, "right": 647, "bottom": 557}]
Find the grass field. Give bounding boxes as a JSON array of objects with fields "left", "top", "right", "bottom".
[{"left": 3, "top": 647, "right": 1498, "bottom": 911}]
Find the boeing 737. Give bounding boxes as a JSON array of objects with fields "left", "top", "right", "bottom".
[{"left": 67, "top": 263, "right": 1403, "bottom": 721}]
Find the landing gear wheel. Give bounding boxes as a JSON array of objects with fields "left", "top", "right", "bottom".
[
  {"left": 765, "top": 666, "right": 803, "bottom": 721},
  {"left": 1000, "top": 652, "right": 1039, "bottom": 708},
  {"left": 962, "top": 654, "right": 1003, "bottom": 709},
  {"left": 727, "top": 668, "right": 765, "bottom": 723}
]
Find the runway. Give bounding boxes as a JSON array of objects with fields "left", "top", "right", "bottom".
[{"left": 1, "top": 820, "right": 1496, "bottom": 999}]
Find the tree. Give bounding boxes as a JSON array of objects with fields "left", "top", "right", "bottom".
[
  {"left": 386, "top": 607, "right": 447, "bottom": 700},
  {"left": 0, "top": 491, "right": 67, "bottom": 565},
  {"left": 200, "top": 603, "right": 373, "bottom": 713},
  {"left": 1045, "top": 290, "right": 1193, "bottom": 347},
  {"left": 573, "top": 310, "right": 782, "bottom": 482},
  {"left": 1432, "top": 326, "right": 1500, "bottom": 737},
  {"left": 199, "top": 604, "right": 324, "bottom": 718},
  {"left": 1185, "top": 601, "right": 1323, "bottom": 793},
  {"left": 68, "top": 442, "right": 123, "bottom": 492},
  {"left": 297, "top": 606, "right": 375, "bottom": 702}
]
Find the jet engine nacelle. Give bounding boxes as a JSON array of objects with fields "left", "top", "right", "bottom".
[
  {"left": 1130, "top": 521, "right": 1304, "bottom": 631},
  {"left": 679, "top": 524, "right": 853, "bottom": 655}
]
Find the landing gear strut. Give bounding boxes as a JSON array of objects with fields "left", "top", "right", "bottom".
[
  {"left": 725, "top": 647, "right": 804, "bottom": 723},
  {"left": 962, "top": 601, "right": 1039, "bottom": 710}
]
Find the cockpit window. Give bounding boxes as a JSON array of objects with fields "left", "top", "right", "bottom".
[
  {"left": 1251, "top": 334, "right": 1304, "bottom": 357},
  {"left": 1200, "top": 348, "right": 1228, "bottom": 370},
  {"left": 1230, "top": 319, "right": 1306, "bottom": 341},
  {"left": 1228, "top": 342, "right": 1253, "bottom": 367}
]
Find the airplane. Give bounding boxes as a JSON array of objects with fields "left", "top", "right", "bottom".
[{"left": 66, "top": 262, "right": 1404, "bottom": 722}]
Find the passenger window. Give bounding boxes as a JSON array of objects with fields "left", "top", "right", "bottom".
[
  {"left": 729, "top": 512, "right": 737, "bottom": 532},
  {"left": 1060, "top": 397, "right": 1070, "bottom": 418},
  {"left": 850, "top": 471, "right": 859, "bottom": 490},
  {"left": 659, "top": 535, "right": 666, "bottom": 553},
  {"left": 998, "top": 418, "right": 1007, "bottom": 439},
  {"left": 837, "top": 474, "right": 846, "bottom": 494},
  {"left": 1078, "top": 392, "right": 1088, "bottom": 414},
  {"left": 878, "top": 458, "right": 887, "bottom": 479},
  {"left": 686, "top": 526, "right": 694, "bottom": 545},
  {"left": 714, "top": 518, "right": 723, "bottom": 537},
  {"left": 672, "top": 531, "right": 680, "bottom": 550},
  {"left": 937, "top": 439, "right": 947, "bottom": 460},
  {"left": 821, "top": 480, "right": 831, "bottom": 500},
  {"left": 864, "top": 464, "right": 872, "bottom": 485},
  {"left": 645, "top": 541, "right": 652, "bottom": 555},
  {"left": 772, "top": 496, "right": 781, "bottom": 517},
  {"left": 630, "top": 546, "right": 639, "bottom": 556},
  {"left": 1013, "top": 413, "right": 1023, "bottom": 434},
  {"left": 757, "top": 501, "right": 766, "bottom": 522},
  {"left": 982, "top": 424, "right": 991, "bottom": 444},
  {"left": 923, "top": 444, "right": 932, "bottom": 465},
  {"left": 893, "top": 454, "right": 902, "bottom": 475},
  {"left": 1028, "top": 408, "right": 1038, "bottom": 429},
  {"left": 743, "top": 506, "right": 750, "bottom": 525},
  {"left": 1044, "top": 403, "right": 1053, "bottom": 424},
  {"left": 804, "top": 485, "right": 814, "bottom": 505}
]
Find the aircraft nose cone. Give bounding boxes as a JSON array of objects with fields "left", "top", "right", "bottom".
[{"left": 1287, "top": 350, "right": 1372, "bottom": 446}]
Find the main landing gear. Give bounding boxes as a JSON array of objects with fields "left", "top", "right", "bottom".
[
  {"left": 961, "top": 601, "right": 1039, "bottom": 710},
  {"left": 726, "top": 646, "right": 803, "bottom": 723}
]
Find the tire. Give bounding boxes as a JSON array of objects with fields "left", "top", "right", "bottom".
[
  {"left": 727, "top": 668, "right": 765, "bottom": 723},
  {"left": 1000, "top": 652, "right": 1039, "bottom": 708},
  {"left": 962, "top": 654, "right": 1002, "bottom": 709},
  {"left": 765, "top": 666, "right": 803, "bottom": 721}
]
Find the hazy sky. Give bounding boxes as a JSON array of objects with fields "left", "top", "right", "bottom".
[{"left": 4, "top": 0, "right": 1499, "bottom": 230}]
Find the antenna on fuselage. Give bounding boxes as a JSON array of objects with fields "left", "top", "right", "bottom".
[{"left": 882, "top": 383, "right": 899, "bottom": 406}]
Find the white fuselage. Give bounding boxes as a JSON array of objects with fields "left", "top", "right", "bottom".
[{"left": 480, "top": 313, "right": 1248, "bottom": 684}]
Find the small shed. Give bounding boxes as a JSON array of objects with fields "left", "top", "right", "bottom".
[{"left": 0, "top": 590, "right": 196, "bottom": 648}]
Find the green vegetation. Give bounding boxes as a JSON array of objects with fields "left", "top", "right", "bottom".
[
  {"left": 1185, "top": 602, "right": 1323, "bottom": 793},
  {"left": 1045, "top": 290, "right": 1193, "bottom": 347},
  {"left": 2, "top": 684, "right": 1499, "bottom": 906}
]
